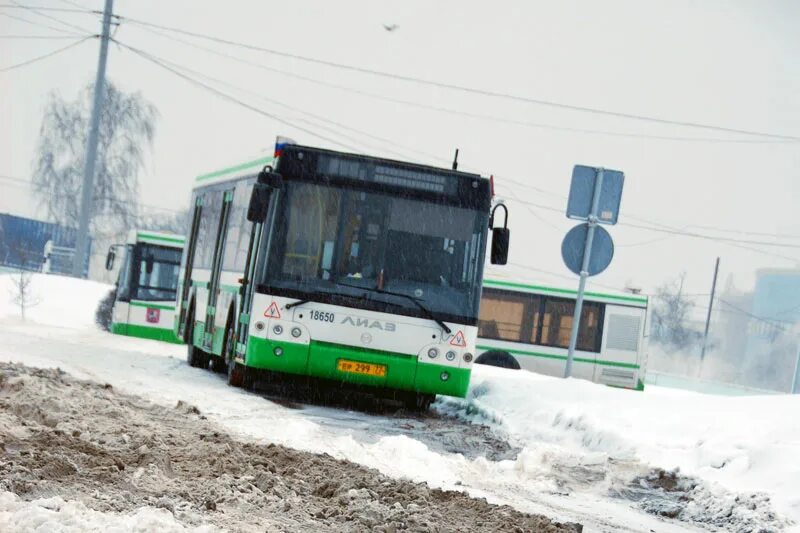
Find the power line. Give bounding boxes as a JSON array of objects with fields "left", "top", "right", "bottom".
[
  {"left": 621, "top": 221, "right": 800, "bottom": 249},
  {"left": 5, "top": 1, "right": 95, "bottom": 35},
  {"left": 116, "top": 14, "right": 800, "bottom": 142},
  {"left": 56, "top": 0, "right": 90, "bottom": 9},
  {"left": 0, "top": 11, "right": 83, "bottom": 35},
  {"left": 121, "top": 22, "right": 800, "bottom": 250},
  {"left": 685, "top": 224, "right": 800, "bottom": 241},
  {"left": 0, "top": 35, "right": 93, "bottom": 72},
  {"left": 0, "top": 34, "right": 85, "bottom": 39},
  {"left": 0, "top": 3, "right": 94, "bottom": 13},
  {"left": 121, "top": 22, "right": 794, "bottom": 146},
  {"left": 114, "top": 36, "right": 449, "bottom": 166},
  {"left": 0, "top": 173, "right": 184, "bottom": 214},
  {"left": 498, "top": 178, "right": 800, "bottom": 249},
  {"left": 505, "top": 195, "right": 800, "bottom": 262},
  {"left": 113, "top": 39, "right": 371, "bottom": 154},
  {"left": 716, "top": 299, "right": 791, "bottom": 330}
]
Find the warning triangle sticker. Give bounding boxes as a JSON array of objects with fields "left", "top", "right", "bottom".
[
  {"left": 264, "top": 301, "right": 281, "bottom": 319},
  {"left": 449, "top": 330, "right": 467, "bottom": 347}
]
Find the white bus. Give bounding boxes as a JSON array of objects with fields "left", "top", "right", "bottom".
[
  {"left": 175, "top": 141, "right": 509, "bottom": 409},
  {"left": 105, "top": 229, "right": 185, "bottom": 344},
  {"left": 476, "top": 278, "right": 649, "bottom": 390}
]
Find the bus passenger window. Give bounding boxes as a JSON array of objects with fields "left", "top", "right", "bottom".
[
  {"left": 541, "top": 298, "right": 602, "bottom": 352},
  {"left": 478, "top": 295, "right": 525, "bottom": 342}
]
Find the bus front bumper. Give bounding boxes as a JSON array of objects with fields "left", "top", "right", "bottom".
[{"left": 245, "top": 336, "right": 471, "bottom": 398}]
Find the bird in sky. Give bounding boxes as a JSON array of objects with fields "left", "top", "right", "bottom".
[{"left": 383, "top": 24, "right": 399, "bottom": 32}]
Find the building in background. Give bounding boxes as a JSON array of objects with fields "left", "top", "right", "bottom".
[
  {"left": 741, "top": 269, "right": 800, "bottom": 392},
  {"left": 0, "top": 213, "right": 90, "bottom": 277}
]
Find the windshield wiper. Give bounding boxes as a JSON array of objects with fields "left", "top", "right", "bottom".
[
  {"left": 285, "top": 299, "right": 308, "bottom": 310},
  {"left": 333, "top": 280, "right": 451, "bottom": 334}
]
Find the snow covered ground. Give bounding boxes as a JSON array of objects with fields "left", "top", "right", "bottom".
[{"left": 1, "top": 273, "right": 798, "bottom": 532}]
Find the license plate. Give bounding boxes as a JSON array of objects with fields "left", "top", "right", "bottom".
[{"left": 337, "top": 359, "right": 387, "bottom": 377}]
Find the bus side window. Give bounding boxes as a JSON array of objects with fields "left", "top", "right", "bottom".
[
  {"left": 478, "top": 291, "right": 526, "bottom": 342},
  {"left": 222, "top": 183, "right": 254, "bottom": 273},
  {"left": 540, "top": 297, "right": 603, "bottom": 352}
]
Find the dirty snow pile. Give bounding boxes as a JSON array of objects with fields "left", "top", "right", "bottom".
[
  {"left": 0, "top": 492, "right": 212, "bottom": 533},
  {"left": 443, "top": 364, "right": 800, "bottom": 529}
]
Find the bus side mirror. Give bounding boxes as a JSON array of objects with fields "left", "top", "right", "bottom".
[
  {"left": 489, "top": 203, "right": 510, "bottom": 265},
  {"left": 248, "top": 167, "right": 282, "bottom": 223},
  {"left": 247, "top": 183, "right": 270, "bottom": 223},
  {"left": 491, "top": 228, "right": 510, "bottom": 265},
  {"left": 105, "top": 248, "right": 116, "bottom": 270}
]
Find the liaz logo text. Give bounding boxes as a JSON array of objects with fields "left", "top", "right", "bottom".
[{"left": 340, "top": 316, "right": 396, "bottom": 332}]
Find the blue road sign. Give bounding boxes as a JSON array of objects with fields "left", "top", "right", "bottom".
[
  {"left": 566, "top": 166, "right": 624, "bottom": 225},
  {"left": 561, "top": 223, "right": 614, "bottom": 276}
]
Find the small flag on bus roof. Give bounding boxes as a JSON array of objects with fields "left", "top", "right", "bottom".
[{"left": 274, "top": 136, "right": 296, "bottom": 158}]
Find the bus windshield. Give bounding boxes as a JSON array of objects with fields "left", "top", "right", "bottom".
[
  {"left": 259, "top": 181, "right": 488, "bottom": 324},
  {"left": 132, "top": 243, "right": 182, "bottom": 301}
]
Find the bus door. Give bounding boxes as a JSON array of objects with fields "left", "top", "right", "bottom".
[
  {"left": 203, "top": 189, "right": 234, "bottom": 351},
  {"left": 112, "top": 244, "right": 134, "bottom": 330},
  {"left": 177, "top": 195, "right": 203, "bottom": 340},
  {"left": 234, "top": 185, "right": 278, "bottom": 361},
  {"left": 234, "top": 222, "right": 262, "bottom": 361}
]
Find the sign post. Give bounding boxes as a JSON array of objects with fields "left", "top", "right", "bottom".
[{"left": 562, "top": 165, "right": 624, "bottom": 378}]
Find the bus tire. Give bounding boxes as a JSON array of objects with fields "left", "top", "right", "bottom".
[
  {"left": 182, "top": 300, "right": 195, "bottom": 344},
  {"left": 225, "top": 342, "right": 254, "bottom": 389},
  {"left": 187, "top": 342, "right": 209, "bottom": 369},
  {"left": 213, "top": 309, "right": 235, "bottom": 374},
  {"left": 211, "top": 354, "right": 227, "bottom": 374},
  {"left": 227, "top": 359, "right": 244, "bottom": 387},
  {"left": 475, "top": 351, "right": 520, "bottom": 370},
  {"left": 404, "top": 392, "right": 435, "bottom": 411},
  {"left": 227, "top": 360, "right": 253, "bottom": 389}
]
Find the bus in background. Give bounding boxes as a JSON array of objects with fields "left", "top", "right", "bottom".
[
  {"left": 175, "top": 141, "right": 508, "bottom": 409},
  {"left": 105, "top": 229, "right": 185, "bottom": 344},
  {"left": 476, "top": 278, "right": 648, "bottom": 390}
]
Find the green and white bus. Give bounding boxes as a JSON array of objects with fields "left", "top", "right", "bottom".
[
  {"left": 105, "top": 229, "right": 185, "bottom": 343},
  {"left": 476, "top": 278, "right": 649, "bottom": 390},
  {"left": 175, "top": 142, "right": 507, "bottom": 408}
]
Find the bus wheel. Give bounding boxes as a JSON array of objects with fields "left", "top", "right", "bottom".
[
  {"left": 227, "top": 359, "right": 244, "bottom": 387},
  {"left": 475, "top": 351, "right": 520, "bottom": 370},
  {"left": 187, "top": 342, "right": 209, "bottom": 369},
  {"left": 404, "top": 393, "right": 435, "bottom": 411},
  {"left": 210, "top": 356, "right": 227, "bottom": 373}
]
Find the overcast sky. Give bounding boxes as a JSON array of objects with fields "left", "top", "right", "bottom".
[{"left": 2, "top": 0, "right": 799, "bottom": 303}]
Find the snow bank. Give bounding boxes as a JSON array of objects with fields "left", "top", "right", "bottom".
[
  {"left": 442, "top": 365, "right": 800, "bottom": 526},
  {"left": 1, "top": 273, "right": 796, "bottom": 530},
  {"left": 0, "top": 491, "right": 215, "bottom": 533},
  {"left": 0, "top": 273, "right": 112, "bottom": 329}
]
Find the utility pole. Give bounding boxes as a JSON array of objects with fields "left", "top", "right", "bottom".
[
  {"left": 700, "top": 257, "right": 720, "bottom": 361},
  {"left": 72, "top": 0, "right": 114, "bottom": 277}
]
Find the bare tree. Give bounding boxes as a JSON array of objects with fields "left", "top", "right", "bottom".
[
  {"left": 32, "top": 80, "right": 158, "bottom": 235},
  {"left": 8, "top": 269, "right": 39, "bottom": 320},
  {"left": 651, "top": 274, "right": 702, "bottom": 351},
  {"left": 138, "top": 208, "right": 190, "bottom": 235}
]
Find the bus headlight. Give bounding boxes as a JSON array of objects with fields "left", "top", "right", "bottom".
[
  {"left": 445, "top": 350, "right": 456, "bottom": 361},
  {"left": 427, "top": 347, "right": 439, "bottom": 358},
  {"left": 273, "top": 346, "right": 283, "bottom": 357},
  {"left": 463, "top": 353, "right": 473, "bottom": 363},
  {"left": 272, "top": 324, "right": 283, "bottom": 335},
  {"left": 291, "top": 327, "right": 302, "bottom": 338}
]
